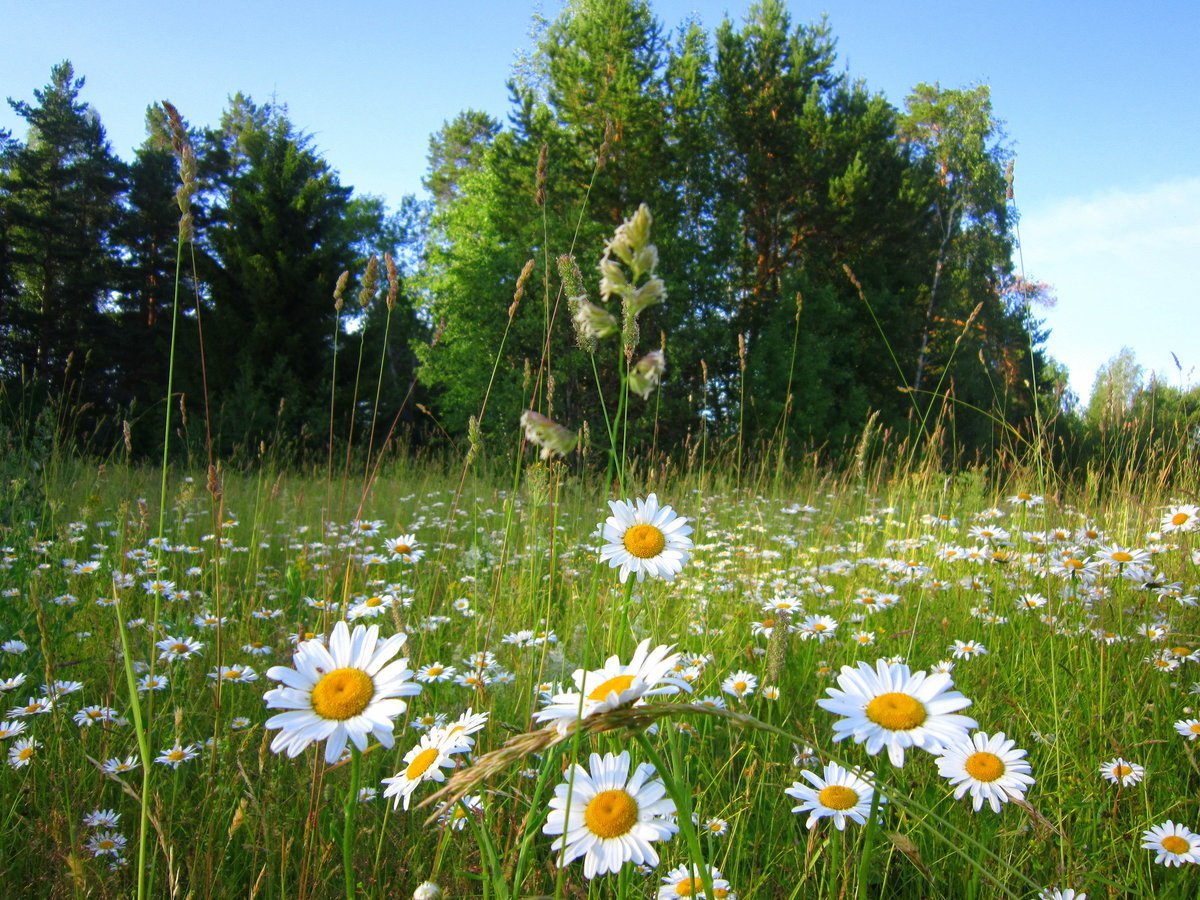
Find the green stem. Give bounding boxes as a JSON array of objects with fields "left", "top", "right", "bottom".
[{"left": 343, "top": 745, "right": 362, "bottom": 900}]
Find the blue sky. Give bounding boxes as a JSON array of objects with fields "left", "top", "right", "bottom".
[{"left": 3, "top": 0, "right": 1197, "bottom": 402}]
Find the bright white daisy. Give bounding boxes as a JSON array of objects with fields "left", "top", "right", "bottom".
[
  {"left": 542, "top": 750, "right": 678, "bottom": 878},
  {"left": 598, "top": 494, "right": 693, "bottom": 583},
  {"left": 1038, "top": 889, "right": 1086, "bottom": 900},
  {"left": 816, "top": 659, "right": 977, "bottom": 767},
  {"left": 533, "top": 639, "right": 690, "bottom": 734},
  {"left": 935, "top": 731, "right": 1034, "bottom": 813},
  {"left": 381, "top": 731, "right": 457, "bottom": 811},
  {"left": 657, "top": 862, "right": 735, "bottom": 899},
  {"left": 1099, "top": 757, "right": 1144, "bottom": 787},
  {"left": 264, "top": 620, "right": 421, "bottom": 764},
  {"left": 1174, "top": 718, "right": 1200, "bottom": 740},
  {"left": 785, "top": 761, "right": 880, "bottom": 831},
  {"left": 385, "top": 534, "right": 424, "bottom": 563},
  {"left": 721, "top": 670, "right": 757, "bottom": 700},
  {"left": 1161, "top": 504, "right": 1200, "bottom": 534},
  {"left": 1142, "top": 820, "right": 1200, "bottom": 867}
]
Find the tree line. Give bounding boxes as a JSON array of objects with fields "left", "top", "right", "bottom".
[{"left": 2, "top": 0, "right": 1090, "bottom": 470}]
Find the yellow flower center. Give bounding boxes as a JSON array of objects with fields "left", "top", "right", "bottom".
[
  {"left": 817, "top": 784, "right": 860, "bottom": 810},
  {"left": 1017, "top": 492, "right": 1033, "bottom": 501},
  {"left": 405, "top": 746, "right": 440, "bottom": 781},
  {"left": 762, "top": 618, "right": 776, "bottom": 628},
  {"left": 1111, "top": 551, "right": 1133, "bottom": 564},
  {"left": 172, "top": 643, "right": 190, "bottom": 654},
  {"left": 1172, "top": 512, "right": 1190, "bottom": 526},
  {"left": 1112, "top": 764, "right": 1132, "bottom": 778},
  {"left": 223, "top": 669, "right": 241, "bottom": 679},
  {"left": 734, "top": 681, "right": 747, "bottom": 693},
  {"left": 1190, "top": 723, "right": 1200, "bottom": 734},
  {"left": 97, "top": 839, "right": 115, "bottom": 850},
  {"left": 964, "top": 751, "right": 1005, "bottom": 782},
  {"left": 1172, "top": 647, "right": 1191, "bottom": 658},
  {"left": 623, "top": 524, "right": 666, "bottom": 559},
  {"left": 366, "top": 596, "right": 383, "bottom": 607},
  {"left": 394, "top": 545, "right": 411, "bottom": 555},
  {"left": 1162, "top": 835, "right": 1190, "bottom": 854},
  {"left": 18, "top": 747, "right": 34, "bottom": 761},
  {"left": 427, "top": 666, "right": 443, "bottom": 676},
  {"left": 588, "top": 674, "right": 635, "bottom": 701},
  {"left": 310, "top": 668, "right": 375, "bottom": 720},
  {"left": 674, "top": 878, "right": 700, "bottom": 896},
  {"left": 865, "top": 692, "right": 927, "bottom": 731},
  {"left": 584, "top": 789, "right": 639, "bottom": 839},
  {"left": 1065, "top": 558, "right": 1083, "bottom": 570},
  {"left": 168, "top": 750, "right": 184, "bottom": 761}
]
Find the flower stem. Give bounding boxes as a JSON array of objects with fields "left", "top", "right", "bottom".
[{"left": 343, "top": 745, "right": 361, "bottom": 900}]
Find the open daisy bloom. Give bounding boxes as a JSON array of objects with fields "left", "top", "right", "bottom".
[
  {"left": 1141, "top": 820, "right": 1200, "bottom": 867},
  {"left": 934, "top": 731, "right": 1035, "bottom": 813},
  {"left": 785, "top": 761, "right": 880, "bottom": 831},
  {"left": 264, "top": 620, "right": 420, "bottom": 764},
  {"left": 817, "top": 659, "right": 977, "bottom": 767},
  {"left": 658, "top": 863, "right": 735, "bottom": 899},
  {"left": 543, "top": 750, "right": 678, "bottom": 878},
  {"left": 599, "top": 493, "right": 693, "bottom": 583},
  {"left": 533, "top": 639, "right": 690, "bottom": 734}
]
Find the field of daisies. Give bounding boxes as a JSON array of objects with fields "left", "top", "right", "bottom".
[{"left": 2, "top": 451, "right": 1200, "bottom": 899}]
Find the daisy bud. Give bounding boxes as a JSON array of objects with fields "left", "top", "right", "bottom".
[
  {"left": 520, "top": 411, "right": 578, "bottom": 459},
  {"left": 628, "top": 350, "right": 666, "bottom": 400}
]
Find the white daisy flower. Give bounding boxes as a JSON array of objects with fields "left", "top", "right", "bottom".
[
  {"left": 935, "top": 731, "right": 1034, "bottom": 813},
  {"left": 1174, "top": 718, "right": 1200, "bottom": 740},
  {"left": 1098, "top": 757, "right": 1144, "bottom": 787},
  {"left": 533, "top": 639, "right": 690, "bottom": 734},
  {"left": 598, "top": 494, "right": 693, "bottom": 583},
  {"left": 86, "top": 830, "right": 127, "bottom": 858},
  {"left": 1142, "top": 820, "right": 1200, "bottom": 866},
  {"left": 721, "top": 670, "right": 757, "bottom": 700},
  {"left": 542, "top": 750, "right": 678, "bottom": 878},
  {"left": 785, "top": 761, "right": 880, "bottom": 830},
  {"left": 263, "top": 620, "right": 421, "bottom": 764},
  {"left": 385, "top": 534, "right": 424, "bottom": 563},
  {"left": 381, "top": 731, "right": 457, "bottom": 811},
  {"left": 7, "top": 736, "right": 40, "bottom": 768},
  {"left": 817, "top": 659, "right": 977, "bottom": 767},
  {"left": 657, "top": 863, "right": 734, "bottom": 899}
]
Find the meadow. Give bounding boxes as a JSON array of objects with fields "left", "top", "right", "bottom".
[{"left": 2, "top": 437, "right": 1199, "bottom": 898}]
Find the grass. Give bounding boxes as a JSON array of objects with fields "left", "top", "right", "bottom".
[{"left": 0, "top": 447, "right": 1198, "bottom": 898}]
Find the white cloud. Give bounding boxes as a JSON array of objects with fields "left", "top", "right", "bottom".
[{"left": 1018, "top": 177, "right": 1200, "bottom": 403}]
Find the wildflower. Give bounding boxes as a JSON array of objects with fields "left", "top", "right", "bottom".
[
  {"left": 702, "top": 817, "right": 729, "bottom": 837},
  {"left": 7, "top": 737, "right": 39, "bottom": 768},
  {"left": 1038, "top": 889, "right": 1086, "bottom": 899},
  {"left": 437, "top": 794, "right": 483, "bottom": 831},
  {"left": 264, "top": 621, "right": 419, "bottom": 764},
  {"left": 534, "top": 639, "right": 689, "bottom": 734},
  {"left": 157, "top": 635, "right": 203, "bottom": 662},
  {"left": 935, "top": 731, "right": 1034, "bottom": 813},
  {"left": 0, "top": 719, "right": 27, "bottom": 740},
  {"left": 950, "top": 640, "right": 988, "bottom": 660},
  {"left": 138, "top": 674, "right": 168, "bottom": 693},
  {"left": 1098, "top": 757, "right": 1144, "bottom": 787},
  {"left": 1141, "top": 820, "right": 1200, "bottom": 866},
  {"left": 786, "top": 762, "right": 880, "bottom": 830},
  {"left": 385, "top": 534, "right": 424, "bottom": 563},
  {"left": 208, "top": 665, "right": 259, "bottom": 684},
  {"left": 628, "top": 350, "right": 666, "bottom": 400},
  {"left": 817, "top": 659, "right": 977, "bottom": 767},
  {"left": 74, "top": 705, "right": 120, "bottom": 727},
  {"left": 381, "top": 731, "right": 457, "bottom": 811},
  {"left": 1174, "top": 719, "right": 1200, "bottom": 740},
  {"left": 1007, "top": 491, "right": 1044, "bottom": 507},
  {"left": 155, "top": 743, "right": 199, "bottom": 768},
  {"left": 721, "top": 670, "right": 758, "bottom": 700},
  {"left": 101, "top": 755, "right": 140, "bottom": 775},
  {"left": 412, "top": 882, "right": 443, "bottom": 900},
  {"left": 8, "top": 697, "right": 52, "bottom": 717},
  {"left": 1161, "top": 504, "right": 1199, "bottom": 534},
  {"left": 798, "top": 614, "right": 838, "bottom": 642},
  {"left": 416, "top": 662, "right": 456, "bottom": 684},
  {"left": 348, "top": 594, "right": 393, "bottom": 620},
  {"left": 599, "top": 493, "right": 693, "bottom": 584},
  {"left": 658, "top": 863, "right": 735, "bottom": 899},
  {"left": 542, "top": 750, "right": 678, "bottom": 878},
  {"left": 86, "top": 831, "right": 127, "bottom": 858},
  {"left": 520, "top": 411, "right": 579, "bottom": 459},
  {"left": 83, "top": 809, "right": 120, "bottom": 828}
]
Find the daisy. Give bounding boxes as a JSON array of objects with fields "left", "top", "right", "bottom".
[
  {"left": 155, "top": 743, "right": 199, "bottom": 768},
  {"left": 101, "top": 755, "right": 140, "bottom": 775},
  {"left": 1098, "top": 757, "right": 1144, "bottom": 787},
  {"left": 785, "top": 761, "right": 880, "bottom": 830},
  {"left": 598, "top": 494, "right": 693, "bottom": 583},
  {"left": 935, "top": 731, "right": 1035, "bottom": 813},
  {"left": 209, "top": 665, "right": 259, "bottom": 684},
  {"left": 542, "top": 750, "right": 678, "bottom": 878},
  {"left": 83, "top": 808, "right": 121, "bottom": 828},
  {"left": 8, "top": 696, "right": 52, "bottom": 717},
  {"left": 702, "top": 816, "right": 729, "bottom": 837},
  {"left": 1174, "top": 718, "right": 1200, "bottom": 740},
  {"left": 0, "top": 719, "right": 26, "bottom": 740},
  {"left": 1161, "top": 504, "right": 1199, "bottom": 534},
  {"left": 950, "top": 640, "right": 988, "bottom": 660},
  {"left": 721, "top": 670, "right": 757, "bottom": 700},
  {"left": 348, "top": 594, "right": 394, "bottom": 620},
  {"left": 7, "top": 737, "right": 40, "bottom": 768},
  {"left": 658, "top": 863, "right": 735, "bottom": 899},
  {"left": 1141, "top": 820, "right": 1200, "bottom": 867},
  {"left": 798, "top": 614, "right": 838, "bottom": 642},
  {"left": 385, "top": 534, "right": 424, "bottom": 563},
  {"left": 157, "top": 635, "right": 203, "bottom": 662},
  {"left": 533, "top": 639, "right": 689, "bottom": 734},
  {"left": 1038, "top": 889, "right": 1086, "bottom": 899},
  {"left": 416, "top": 662, "right": 456, "bottom": 684},
  {"left": 437, "top": 794, "right": 484, "bottom": 831},
  {"left": 817, "top": 659, "right": 977, "bottom": 767},
  {"left": 86, "top": 830, "right": 128, "bottom": 858},
  {"left": 381, "top": 731, "right": 457, "bottom": 810},
  {"left": 264, "top": 620, "right": 421, "bottom": 764}
]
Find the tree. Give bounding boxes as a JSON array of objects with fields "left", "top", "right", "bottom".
[
  {"left": 1088, "top": 347, "right": 1143, "bottom": 431},
  {"left": 0, "top": 62, "right": 125, "bottom": 401}
]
